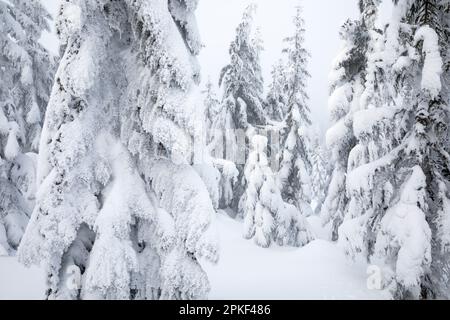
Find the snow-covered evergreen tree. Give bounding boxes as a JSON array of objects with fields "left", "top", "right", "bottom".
[
  {"left": 18, "top": 0, "right": 218, "bottom": 300},
  {"left": 0, "top": 0, "right": 55, "bottom": 255},
  {"left": 337, "top": 0, "right": 386, "bottom": 257},
  {"left": 277, "top": 7, "right": 313, "bottom": 218},
  {"left": 339, "top": 0, "right": 450, "bottom": 299},
  {"left": 265, "top": 59, "right": 289, "bottom": 122},
  {"left": 202, "top": 79, "right": 221, "bottom": 145},
  {"left": 210, "top": 4, "right": 266, "bottom": 212},
  {"left": 201, "top": 79, "right": 239, "bottom": 210},
  {"left": 243, "top": 135, "right": 313, "bottom": 248},
  {"left": 321, "top": 2, "right": 373, "bottom": 240},
  {"left": 209, "top": 158, "right": 239, "bottom": 210},
  {"left": 374, "top": 0, "right": 450, "bottom": 299},
  {"left": 218, "top": 4, "right": 266, "bottom": 130},
  {"left": 310, "top": 132, "right": 331, "bottom": 213},
  {"left": 243, "top": 135, "right": 276, "bottom": 247}
]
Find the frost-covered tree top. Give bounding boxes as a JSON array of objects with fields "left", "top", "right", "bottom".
[
  {"left": 0, "top": 0, "right": 55, "bottom": 255},
  {"left": 266, "top": 6, "right": 312, "bottom": 126},
  {"left": 208, "top": 4, "right": 267, "bottom": 215},
  {"left": 272, "top": 7, "right": 315, "bottom": 238},
  {"left": 282, "top": 6, "right": 311, "bottom": 127},
  {"left": 266, "top": 60, "right": 289, "bottom": 122},
  {"left": 19, "top": 0, "right": 218, "bottom": 300},
  {"left": 219, "top": 4, "right": 266, "bottom": 129}
]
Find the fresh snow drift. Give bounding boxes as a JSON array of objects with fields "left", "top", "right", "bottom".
[
  {"left": 0, "top": 256, "right": 46, "bottom": 300},
  {"left": 202, "top": 212, "right": 390, "bottom": 300}
]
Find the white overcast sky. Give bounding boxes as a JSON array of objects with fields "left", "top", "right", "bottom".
[{"left": 40, "top": 0, "right": 391, "bottom": 137}]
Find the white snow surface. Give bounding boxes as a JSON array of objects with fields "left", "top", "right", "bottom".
[
  {"left": 0, "top": 256, "right": 46, "bottom": 300},
  {"left": 202, "top": 212, "right": 390, "bottom": 300},
  {"left": 1, "top": 212, "right": 391, "bottom": 300}
]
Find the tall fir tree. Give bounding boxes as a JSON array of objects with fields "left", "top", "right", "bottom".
[
  {"left": 338, "top": 0, "right": 386, "bottom": 259},
  {"left": 338, "top": 0, "right": 450, "bottom": 298},
  {"left": 240, "top": 6, "right": 315, "bottom": 249},
  {"left": 277, "top": 6, "right": 314, "bottom": 218},
  {"left": 321, "top": 1, "right": 373, "bottom": 240},
  {"left": 0, "top": 0, "right": 55, "bottom": 255},
  {"left": 203, "top": 79, "right": 221, "bottom": 146},
  {"left": 309, "top": 131, "right": 331, "bottom": 214},
  {"left": 217, "top": 5, "right": 265, "bottom": 130},
  {"left": 265, "top": 59, "right": 289, "bottom": 122},
  {"left": 210, "top": 4, "right": 266, "bottom": 213},
  {"left": 18, "top": 0, "right": 218, "bottom": 300},
  {"left": 372, "top": 0, "right": 450, "bottom": 299}
]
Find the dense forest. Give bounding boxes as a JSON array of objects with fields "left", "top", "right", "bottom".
[{"left": 1, "top": 0, "right": 449, "bottom": 300}]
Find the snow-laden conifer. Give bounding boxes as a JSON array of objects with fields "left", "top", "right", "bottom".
[
  {"left": 210, "top": 4, "right": 266, "bottom": 212},
  {"left": 337, "top": 0, "right": 450, "bottom": 298},
  {"left": 321, "top": 2, "right": 374, "bottom": 240},
  {"left": 19, "top": 0, "right": 218, "bottom": 300},
  {"left": 277, "top": 7, "right": 314, "bottom": 218},
  {"left": 243, "top": 135, "right": 313, "bottom": 248},
  {"left": 0, "top": 0, "right": 55, "bottom": 255}
]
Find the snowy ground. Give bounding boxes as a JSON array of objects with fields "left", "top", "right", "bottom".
[
  {"left": 0, "top": 212, "right": 390, "bottom": 300},
  {"left": 202, "top": 212, "right": 391, "bottom": 300},
  {"left": 0, "top": 256, "right": 46, "bottom": 300}
]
